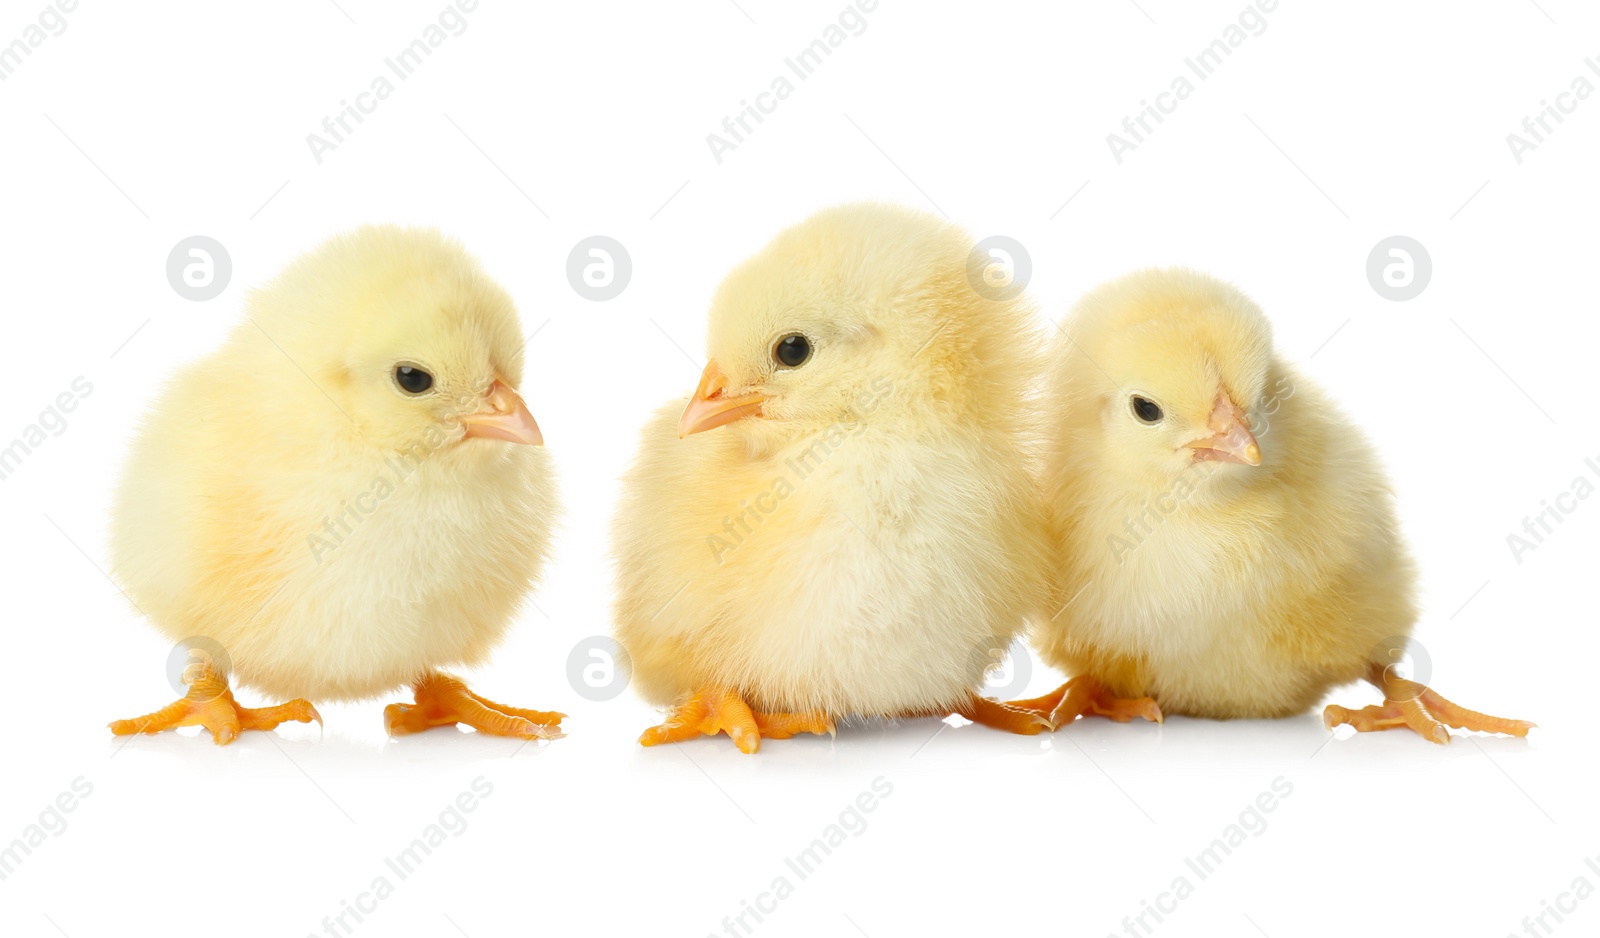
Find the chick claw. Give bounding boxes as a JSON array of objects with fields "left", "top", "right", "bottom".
[
  {"left": 638, "top": 687, "right": 833, "bottom": 754},
  {"left": 384, "top": 672, "right": 565, "bottom": 741},
  {"left": 1007, "top": 675, "right": 1164, "bottom": 729},
  {"left": 1323, "top": 672, "right": 1534, "bottom": 745},
  {"left": 109, "top": 667, "right": 321, "bottom": 746}
]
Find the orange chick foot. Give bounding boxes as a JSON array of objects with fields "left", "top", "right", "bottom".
[
  {"left": 1324, "top": 680, "right": 1535, "bottom": 745},
  {"left": 109, "top": 667, "right": 320, "bottom": 745},
  {"left": 1008, "top": 675, "right": 1163, "bottom": 729},
  {"left": 638, "top": 687, "right": 831, "bottom": 754},
  {"left": 955, "top": 693, "right": 1055, "bottom": 735},
  {"left": 384, "top": 672, "right": 565, "bottom": 740}
]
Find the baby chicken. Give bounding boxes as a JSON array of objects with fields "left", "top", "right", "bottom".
[
  {"left": 1011, "top": 268, "right": 1532, "bottom": 743},
  {"left": 109, "top": 226, "right": 562, "bottom": 744},
  {"left": 612, "top": 203, "right": 1052, "bottom": 753}
]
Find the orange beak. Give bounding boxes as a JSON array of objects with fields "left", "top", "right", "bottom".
[
  {"left": 462, "top": 380, "right": 543, "bottom": 445},
  {"left": 677, "top": 360, "right": 766, "bottom": 438},
  {"left": 1184, "top": 393, "right": 1260, "bottom": 466}
]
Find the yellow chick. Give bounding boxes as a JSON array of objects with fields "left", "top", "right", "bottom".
[
  {"left": 1012, "top": 268, "right": 1532, "bottom": 743},
  {"left": 612, "top": 203, "right": 1052, "bottom": 753},
  {"left": 109, "top": 226, "right": 563, "bottom": 744}
]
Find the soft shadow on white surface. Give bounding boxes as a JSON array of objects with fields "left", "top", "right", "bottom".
[
  {"left": 105, "top": 722, "right": 563, "bottom": 767},
  {"left": 99, "top": 707, "right": 1540, "bottom": 768}
]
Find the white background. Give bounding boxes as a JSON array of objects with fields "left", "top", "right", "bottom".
[{"left": 0, "top": 2, "right": 1595, "bottom": 937}]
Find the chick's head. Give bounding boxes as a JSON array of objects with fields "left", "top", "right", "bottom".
[
  {"left": 678, "top": 203, "right": 1038, "bottom": 453},
  {"left": 247, "top": 225, "right": 541, "bottom": 455},
  {"left": 1062, "top": 268, "right": 1274, "bottom": 487}
]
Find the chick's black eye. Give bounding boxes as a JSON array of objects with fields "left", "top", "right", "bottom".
[
  {"left": 394, "top": 365, "right": 433, "bottom": 394},
  {"left": 774, "top": 334, "right": 811, "bottom": 368},
  {"left": 1131, "top": 396, "right": 1163, "bottom": 424}
]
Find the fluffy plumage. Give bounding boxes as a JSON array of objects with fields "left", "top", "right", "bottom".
[
  {"left": 1022, "top": 268, "right": 1530, "bottom": 741},
  {"left": 111, "top": 226, "right": 558, "bottom": 738},
  {"left": 612, "top": 204, "right": 1049, "bottom": 742}
]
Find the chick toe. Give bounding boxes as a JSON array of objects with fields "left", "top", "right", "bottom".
[
  {"left": 462, "top": 689, "right": 565, "bottom": 728},
  {"left": 752, "top": 709, "right": 835, "bottom": 741},
  {"left": 1418, "top": 687, "right": 1535, "bottom": 738},
  {"left": 1007, "top": 686, "right": 1071, "bottom": 718},
  {"left": 237, "top": 698, "right": 323, "bottom": 732},
  {"left": 638, "top": 687, "right": 762, "bottom": 754},
  {"left": 384, "top": 672, "right": 564, "bottom": 741},
  {"left": 1007, "top": 675, "right": 1163, "bottom": 729},
  {"left": 1323, "top": 700, "right": 1447, "bottom": 744},
  {"left": 956, "top": 694, "right": 1055, "bottom": 736},
  {"left": 109, "top": 666, "right": 320, "bottom": 746}
]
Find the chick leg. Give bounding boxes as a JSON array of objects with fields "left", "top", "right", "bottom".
[
  {"left": 955, "top": 693, "right": 1056, "bottom": 735},
  {"left": 1322, "top": 668, "right": 1535, "bottom": 745},
  {"left": 638, "top": 687, "right": 770, "bottom": 754},
  {"left": 1007, "top": 675, "right": 1163, "bottom": 729},
  {"left": 109, "top": 666, "right": 321, "bottom": 746},
  {"left": 384, "top": 672, "right": 565, "bottom": 741}
]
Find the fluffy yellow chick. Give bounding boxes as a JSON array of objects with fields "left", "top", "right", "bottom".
[
  {"left": 612, "top": 203, "right": 1052, "bottom": 753},
  {"left": 109, "top": 226, "right": 563, "bottom": 744},
  {"left": 1012, "top": 268, "right": 1532, "bottom": 743}
]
